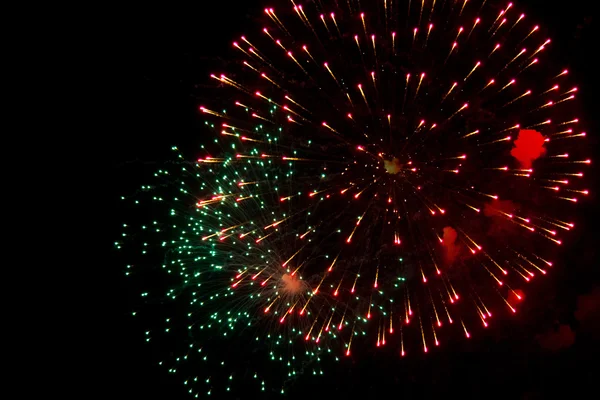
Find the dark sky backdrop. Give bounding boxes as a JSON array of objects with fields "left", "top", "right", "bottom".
[{"left": 112, "top": 1, "right": 598, "bottom": 398}]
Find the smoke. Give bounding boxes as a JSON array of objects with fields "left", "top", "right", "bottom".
[
  {"left": 535, "top": 287, "right": 600, "bottom": 352},
  {"left": 537, "top": 324, "right": 576, "bottom": 351},
  {"left": 483, "top": 199, "right": 519, "bottom": 237},
  {"left": 281, "top": 273, "right": 304, "bottom": 295},
  {"left": 575, "top": 286, "right": 600, "bottom": 337},
  {"left": 384, "top": 158, "right": 402, "bottom": 174},
  {"left": 441, "top": 226, "right": 460, "bottom": 265},
  {"left": 483, "top": 199, "right": 517, "bottom": 217},
  {"left": 510, "top": 129, "right": 546, "bottom": 168}
]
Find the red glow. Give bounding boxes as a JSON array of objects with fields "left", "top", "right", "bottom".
[
  {"left": 441, "top": 226, "right": 460, "bottom": 264},
  {"left": 510, "top": 129, "right": 546, "bottom": 168}
]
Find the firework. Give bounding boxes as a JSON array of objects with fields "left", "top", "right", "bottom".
[
  {"left": 118, "top": 0, "right": 590, "bottom": 396},
  {"left": 119, "top": 144, "right": 351, "bottom": 395}
]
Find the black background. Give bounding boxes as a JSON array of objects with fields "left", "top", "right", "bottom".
[{"left": 110, "top": 1, "right": 598, "bottom": 398}]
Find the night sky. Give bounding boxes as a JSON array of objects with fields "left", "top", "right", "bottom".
[{"left": 111, "top": 1, "right": 598, "bottom": 398}]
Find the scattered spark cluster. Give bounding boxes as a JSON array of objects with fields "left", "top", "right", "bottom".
[{"left": 118, "top": 0, "right": 590, "bottom": 397}]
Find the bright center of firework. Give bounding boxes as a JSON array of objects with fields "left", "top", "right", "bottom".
[
  {"left": 281, "top": 273, "right": 303, "bottom": 295},
  {"left": 383, "top": 158, "right": 402, "bottom": 174}
]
